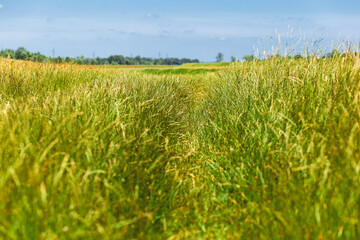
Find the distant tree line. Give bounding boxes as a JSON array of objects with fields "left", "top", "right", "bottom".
[
  {"left": 240, "top": 49, "right": 357, "bottom": 62},
  {"left": 0, "top": 47, "right": 200, "bottom": 65},
  {"left": 2, "top": 47, "right": 355, "bottom": 65},
  {"left": 213, "top": 49, "right": 357, "bottom": 63}
]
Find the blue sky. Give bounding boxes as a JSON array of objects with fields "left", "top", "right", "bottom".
[{"left": 0, "top": 0, "right": 359, "bottom": 61}]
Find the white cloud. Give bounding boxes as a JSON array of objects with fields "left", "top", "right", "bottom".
[{"left": 0, "top": 4, "right": 3, "bottom": 8}]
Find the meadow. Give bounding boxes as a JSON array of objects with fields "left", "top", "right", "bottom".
[{"left": 0, "top": 54, "right": 360, "bottom": 239}]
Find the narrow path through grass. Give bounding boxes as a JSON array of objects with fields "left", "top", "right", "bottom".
[{"left": 1, "top": 57, "right": 360, "bottom": 239}]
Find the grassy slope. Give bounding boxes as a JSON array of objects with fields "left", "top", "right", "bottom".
[{"left": 0, "top": 57, "right": 360, "bottom": 239}]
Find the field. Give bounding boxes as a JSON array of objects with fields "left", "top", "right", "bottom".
[{"left": 1, "top": 55, "right": 360, "bottom": 239}]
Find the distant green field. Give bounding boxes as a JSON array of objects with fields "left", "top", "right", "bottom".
[
  {"left": 1, "top": 56, "right": 360, "bottom": 239},
  {"left": 141, "top": 68, "right": 220, "bottom": 75},
  {"left": 181, "top": 62, "right": 234, "bottom": 67}
]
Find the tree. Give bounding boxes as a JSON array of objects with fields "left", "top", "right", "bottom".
[
  {"left": 135, "top": 55, "right": 142, "bottom": 65},
  {"left": 0, "top": 49, "right": 15, "bottom": 59},
  {"left": 216, "top": 52, "right": 224, "bottom": 62},
  {"left": 243, "top": 55, "right": 258, "bottom": 62},
  {"left": 294, "top": 54, "right": 303, "bottom": 59},
  {"left": 56, "top": 56, "right": 63, "bottom": 63},
  {"left": 15, "top": 47, "right": 29, "bottom": 60},
  {"left": 231, "top": 56, "right": 237, "bottom": 62},
  {"left": 327, "top": 49, "right": 341, "bottom": 58}
]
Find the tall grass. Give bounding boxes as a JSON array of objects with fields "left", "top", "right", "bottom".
[
  {"left": 0, "top": 55, "right": 360, "bottom": 239},
  {"left": 189, "top": 56, "right": 360, "bottom": 239}
]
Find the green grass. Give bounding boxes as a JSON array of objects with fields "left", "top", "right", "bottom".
[
  {"left": 181, "top": 62, "right": 234, "bottom": 67},
  {"left": 0, "top": 56, "right": 360, "bottom": 239},
  {"left": 141, "top": 68, "right": 220, "bottom": 75}
]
